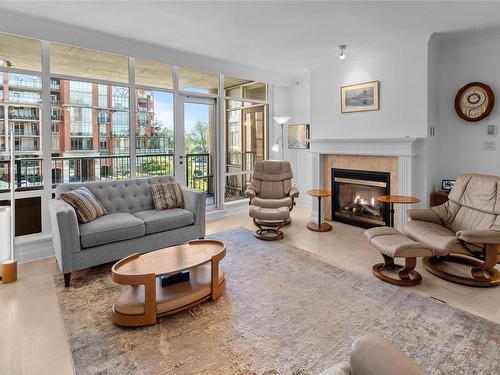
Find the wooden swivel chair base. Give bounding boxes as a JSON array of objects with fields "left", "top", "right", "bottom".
[
  {"left": 372, "top": 255, "right": 422, "bottom": 287},
  {"left": 253, "top": 218, "right": 285, "bottom": 241},
  {"left": 422, "top": 244, "right": 500, "bottom": 287}
]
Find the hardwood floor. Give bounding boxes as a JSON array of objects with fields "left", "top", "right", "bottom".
[{"left": 1, "top": 205, "right": 499, "bottom": 374}]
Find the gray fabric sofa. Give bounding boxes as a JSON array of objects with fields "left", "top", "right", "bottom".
[{"left": 49, "top": 176, "right": 206, "bottom": 287}]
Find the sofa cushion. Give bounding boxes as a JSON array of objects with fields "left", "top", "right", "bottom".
[
  {"left": 252, "top": 196, "right": 293, "bottom": 209},
  {"left": 80, "top": 213, "right": 145, "bottom": 248},
  {"left": 133, "top": 209, "right": 194, "bottom": 235},
  {"left": 151, "top": 182, "right": 184, "bottom": 210},
  {"left": 59, "top": 187, "right": 106, "bottom": 223}
]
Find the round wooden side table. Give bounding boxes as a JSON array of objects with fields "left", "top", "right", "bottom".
[
  {"left": 376, "top": 195, "right": 420, "bottom": 227},
  {"left": 306, "top": 189, "right": 332, "bottom": 232}
]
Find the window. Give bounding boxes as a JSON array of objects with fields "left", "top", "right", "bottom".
[
  {"left": 225, "top": 76, "right": 267, "bottom": 101},
  {"left": 0, "top": 32, "right": 41, "bottom": 71},
  {"left": 50, "top": 43, "right": 128, "bottom": 83},
  {"left": 69, "top": 81, "right": 92, "bottom": 106},
  {"left": 135, "top": 59, "right": 173, "bottom": 89},
  {"left": 178, "top": 67, "right": 218, "bottom": 94},
  {"left": 51, "top": 79, "right": 130, "bottom": 183},
  {"left": 224, "top": 100, "right": 267, "bottom": 201},
  {"left": 0, "top": 72, "right": 43, "bottom": 193},
  {"left": 69, "top": 107, "right": 93, "bottom": 136},
  {"left": 112, "top": 86, "right": 129, "bottom": 110},
  {"left": 135, "top": 89, "right": 174, "bottom": 176},
  {"left": 98, "top": 84, "right": 108, "bottom": 108}
]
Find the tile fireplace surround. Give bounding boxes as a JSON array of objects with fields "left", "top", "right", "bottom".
[{"left": 309, "top": 138, "right": 421, "bottom": 230}]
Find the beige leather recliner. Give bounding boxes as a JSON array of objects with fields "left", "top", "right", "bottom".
[
  {"left": 245, "top": 160, "right": 299, "bottom": 217},
  {"left": 404, "top": 174, "right": 500, "bottom": 287},
  {"left": 245, "top": 160, "right": 299, "bottom": 240}
]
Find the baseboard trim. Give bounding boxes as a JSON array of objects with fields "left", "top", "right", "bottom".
[{"left": 16, "top": 234, "right": 53, "bottom": 263}]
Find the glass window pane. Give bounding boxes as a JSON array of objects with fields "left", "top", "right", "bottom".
[
  {"left": 0, "top": 72, "right": 43, "bottom": 191},
  {"left": 50, "top": 43, "right": 128, "bottom": 83},
  {"left": 225, "top": 76, "right": 267, "bottom": 101},
  {"left": 135, "top": 89, "right": 174, "bottom": 176},
  {"left": 224, "top": 100, "right": 267, "bottom": 202},
  {"left": 0, "top": 32, "right": 41, "bottom": 71},
  {"left": 135, "top": 59, "right": 173, "bottom": 89},
  {"left": 178, "top": 67, "right": 218, "bottom": 94},
  {"left": 51, "top": 78, "right": 130, "bottom": 184},
  {"left": 225, "top": 173, "right": 251, "bottom": 202}
]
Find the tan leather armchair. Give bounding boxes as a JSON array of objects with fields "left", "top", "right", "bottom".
[
  {"left": 245, "top": 160, "right": 299, "bottom": 240},
  {"left": 404, "top": 174, "right": 500, "bottom": 287},
  {"left": 319, "top": 334, "right": 427, "bottom": 375},
  {"left": 244, "top": 160, "right": 299, "bottom": 217}
]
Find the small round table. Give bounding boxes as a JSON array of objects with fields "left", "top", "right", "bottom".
[
  {"left": 307, "top": 189, "right": 332, "bottom": 232},
  {"left": 376, "top": 195, "right": 420, "bottom": 227}
]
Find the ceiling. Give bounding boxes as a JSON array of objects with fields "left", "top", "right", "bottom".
[{"left": 1, "top": 1, "right": 500, "bottom": 76}]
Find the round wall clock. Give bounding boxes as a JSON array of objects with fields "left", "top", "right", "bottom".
[{"left": 454, "top": 82, "right": 495, "bottom": 122}]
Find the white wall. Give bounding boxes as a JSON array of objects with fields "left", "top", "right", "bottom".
[
  {"left": 310, "top": 36, "right": 429, "bottom": 140},
  {"left": 436, "top": 31, "right": 500, "bottom": 181},
  {"left": 423, "top": 33, "right": 441, "bottom": 204},
  {"left": 307, "top": 36, "right": 431, "bottom": 207},
  {"left": 271, "top": 72, "right": 313, "bottom": 205}
]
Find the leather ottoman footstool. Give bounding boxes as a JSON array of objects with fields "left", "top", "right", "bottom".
[
  {"left": 249, "top": 205, "right": 290, "bottom": 241},
  {"left": 364, "top": 227, "right": 433, "bottom": 286}
]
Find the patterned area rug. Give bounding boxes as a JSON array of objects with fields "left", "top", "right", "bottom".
[{"left": 54, "top": 227, "right": 500, "bottom": 375}]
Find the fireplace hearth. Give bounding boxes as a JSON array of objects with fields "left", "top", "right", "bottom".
[{"left": 331, "top": 168, "right": 391, "bottom": 228}]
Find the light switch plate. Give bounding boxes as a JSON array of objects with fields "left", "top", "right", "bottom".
[{"left": 483, "top": 141, "right": 497, "bottom": 151}]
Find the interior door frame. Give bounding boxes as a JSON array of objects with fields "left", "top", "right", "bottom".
[{"left": 175, "top": 94, "right": 220, "bottom": 210}]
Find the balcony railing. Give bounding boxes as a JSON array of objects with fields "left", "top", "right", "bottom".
[
  {"left": 0, "top": 153, "right": 216, "bottom": 202},
  {"left": 186, "top": 153, "right": 213, "bottom": 199}
]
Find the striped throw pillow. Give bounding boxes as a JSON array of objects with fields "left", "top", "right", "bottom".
[
  {"left": 151, "top": 183, "right": 184, "bottom": 210},
  {"left": 60, "top": 187, "right": 107, "bottom": 224}
]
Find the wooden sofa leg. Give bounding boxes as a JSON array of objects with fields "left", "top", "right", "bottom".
[{"left": 64, "top": 272, "right": 71, "bottom": 287}]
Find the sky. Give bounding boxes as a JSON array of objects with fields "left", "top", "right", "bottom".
[{"left": 154, "top": 91, "right": 210, "bottom": 134}]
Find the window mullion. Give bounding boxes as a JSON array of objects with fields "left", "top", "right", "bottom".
[
  {"left": 128, "top": 57, "right": 136, "bottom": 178},
  {"left": 41, "top": 40, "right": 52, "bottom": 234}
]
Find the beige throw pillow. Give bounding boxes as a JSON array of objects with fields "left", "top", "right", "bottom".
[
  {"left": 151, "top": 183, "right": 184, "bottom": 210},
  {"left": 60, "top": 187, "right": 107, "bottom": 224}
]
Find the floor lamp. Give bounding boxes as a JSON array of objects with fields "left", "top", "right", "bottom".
[
  {"left": 272, "top": 116, "right": 290, "bottom": 160},
  {"left": 2, "top": 121, "right": 17, "bottom": 283}
]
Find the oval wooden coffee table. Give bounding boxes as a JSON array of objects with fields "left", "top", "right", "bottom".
[{"left": 111, "top": 240, "right": 226, "bottom": 327}]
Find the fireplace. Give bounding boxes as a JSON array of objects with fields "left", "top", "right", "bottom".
[{"left": 331, "top": 168, "right": 391, "bottom": 228}]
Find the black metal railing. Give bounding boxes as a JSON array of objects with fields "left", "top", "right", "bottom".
[
  {"left": 1, "top": 153, "right": 218, "bottom": 203},
  {"left": 136, "top": 153, "right": 174, "bottom": 177},
  {"left": 0, "top": 153, "right": 176, "bottom": 192},
  {"left": 185, "top": 153, "right": 213, "bottom": 198},
  {"left": 0, "top": 158, "right": 43, "bottom": 192}
]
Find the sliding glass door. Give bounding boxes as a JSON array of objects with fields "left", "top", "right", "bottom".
[{"left": 176, "top": 95, "right": 217, "bottom": 208}]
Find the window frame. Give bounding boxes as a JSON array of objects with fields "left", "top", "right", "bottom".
[{"left": 0, "top": 33, "right": 272, "bottom": 241}]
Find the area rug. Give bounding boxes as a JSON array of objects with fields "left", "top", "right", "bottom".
[{"left": 54, "top": 227, "right": 500, "bottom": 375}]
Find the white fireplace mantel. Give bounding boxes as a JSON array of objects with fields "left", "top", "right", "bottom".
[
  {"left": 309, "top": 137, "right": 421, "bottom": 157},
  {"left": 309, "top": 137, "right": 423, "bottom": 229}
]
